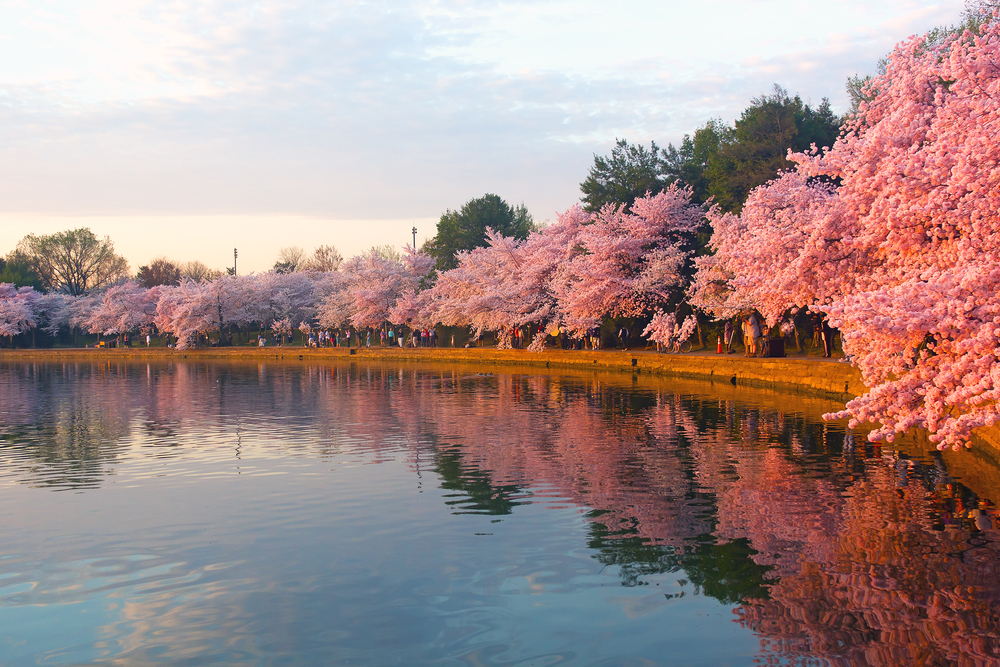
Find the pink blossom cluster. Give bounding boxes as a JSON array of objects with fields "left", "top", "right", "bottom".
[
  {"left": 0, "top": 247, "right": 434, "bottom": 350},
  {"left": 1, "top": 188, "right": 698, "bottom": 355},
  {"left": 691, "top": 19, "right": 1000, "bottom": 449},
  {"left": 415, "top": 185, "right": 701, "bottom": 349},
  {"left": 689, "top": 171, "right": 859, "bottom": 326},
  {"left": 641, "top": 309, "right": 697, "bottom": 349},
  {"left": 0, "top": 284, "right": 70, "bottom": 340},
  {"left": 0, "top": 284, "right": 37, "bottom": 338}
]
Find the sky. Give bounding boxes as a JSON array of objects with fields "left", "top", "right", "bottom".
[{"left": 0, "top": 0, "right": 968, "bottom": 274}]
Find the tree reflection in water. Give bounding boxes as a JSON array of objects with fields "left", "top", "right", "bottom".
[{"left": 1, "top": 360, "right": 998, "bottom": 664}]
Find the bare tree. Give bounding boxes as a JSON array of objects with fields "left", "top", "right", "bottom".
[
  {"left": 15, "top": 228, "right": 129, "bottom": 295},
  {"left": 273, "top": 246, "right": 307, "bottom": 274},
  {"left": 136, "top": 257, "right": 182, "bottom": 287},
  {"left": 179, "top": 261, "right": 212, "bottom": 283},
  {"left": 366, "top": 244, "right": 402, "bottom": 263},
  {"left": 305, "top": 244, "right": 343, "bottom": 272}
]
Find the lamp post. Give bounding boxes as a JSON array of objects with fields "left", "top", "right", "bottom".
[{"left": 412, "top": 226, "right": 417, "bottom": 250}]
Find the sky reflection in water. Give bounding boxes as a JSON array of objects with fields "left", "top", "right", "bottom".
[{"left": 0, "top": 360, "right": 998, "bottom": 666}]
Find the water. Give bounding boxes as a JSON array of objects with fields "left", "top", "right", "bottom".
[{"left": 0, "top": 360, "right": 998, "bottom": 666}]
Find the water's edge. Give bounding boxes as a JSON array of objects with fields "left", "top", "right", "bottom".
[
  {"left": 5, "top": 347, "right": 1000, "bottom": 455},
  {"left": 0, "top": 347, "right": 863, "bottom": 397}
]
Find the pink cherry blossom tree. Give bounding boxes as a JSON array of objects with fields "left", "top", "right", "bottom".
[
  {"left": 314, "top": 272, "right": 352, "bottom": 329},
  {"left": 641, "top": 309, "right": 697, "bottom": 351},
  {"left": 256, "top": 271, "right": 319, "bottom": 332},
  {"left": 689, "top": 172, "right": 864, "bottom": 326},
  {"left": 33, "top": 293, "right": 71, "bottom": 337},
  {"left": 804, "top": 19, "right": 1000, "bottom": 450},
  {"left": 420, "top": 230, "right": 553, "bottom": 346},
  {"left": 388, "top": 288, "right": 433, "bottom": 331},
  {"left": 699, "top": 17, "right": 1000, "bottom": 450},
  {"left": 418, "top": 207, "right": 587, "bottom": 349},
  {"left": 321, "top": 246, "right": 432, "bottom": 331},
  {"left": 83, "top": 282, "right": 157, "bottom": 337},
  {"left": 67, "top": 294, "right": 97, "bottom": 336},
  {"left": 220, "top": 274, "right": 268, "bottom": 335},
  {"left": 312, "top": 271, "right": 349, "bottom": 328},
  {"left": 272, "top": 317, "right": 292, "bottom": 344},
  {"left": 421, "top": 189, "right": 699, "bottom": 350},
  {"left": 154, "top": 280, "right": 216, "bottom": 348},
  {"left": 0, "top": 283, "right": 37, "bottom": 344},
  {"left": 552, "top": 186, "right": 701, "bottom": 335}
]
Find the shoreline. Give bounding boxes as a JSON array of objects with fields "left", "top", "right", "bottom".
[
  {"left": 5, "top": 343, "right": 1000, "bottom": 464},
  {"left": 0, "top": 345, "right": 863, "bottom": 399}
]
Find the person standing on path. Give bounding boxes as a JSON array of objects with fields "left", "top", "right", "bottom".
[
  {"left": 748, "top": 313, "right": 762, "bottom": 357},
  {"left": 822, "top": 318, "right": 836, "bottom": 357},
  {"left": 724, "top": 320, "right": 734, "bottom": 354}
]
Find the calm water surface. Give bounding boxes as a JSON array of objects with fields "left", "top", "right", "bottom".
[{"left": 1, "top": 360, "right": 999, "bottom": 666}]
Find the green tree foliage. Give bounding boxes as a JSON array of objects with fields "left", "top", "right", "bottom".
[
  {"left": 662, "top": 119, "right": 729, "bottom": 205},
  {"left": 580, "top": 139, "right": 667, "bottom": 212},
  {"left": 14, "top": 228, "right": 129, "bottom": 295},
  {"left": 703, "top": 85, "right": 841, "bottom": 213},
  {"left": 586, "top": 89, "right": 840, "bottom": 215},
  {"left": 424, "top": 194, "right": 534, "bottom": 272},
  {"left": 0, "top": 256, "right": 44, "bottom": 290},
  {"left": 845, "top": 59, "right": 887, "bottom": 116},
  {"left": 136, "top": 258, "right": 182, "bottom": 288}
]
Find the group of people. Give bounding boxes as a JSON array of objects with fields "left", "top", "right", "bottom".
[
  {"left": 721, "top": 313, "right": 837, "bottom": 357},
  {"left": 295, "top": 327, "right": 441, "bottom": 349},
  {"left": 720, "top": 314, "right": 765, "bottom": 356},
  {"left": 508, "top": 326, "right": 528, "bottom": 349},
  {"left": 257, "top": 333, "right": 286, "bottom": 347},
  {"left": 555, "top": 326, "right": 604, "bottom": 350},
  {"left": 134, "top": 316, "right": 841, "bottom": 356},
  {"left": 406, "top": 328, "right": 438, "bottom": 347},
  {"left": 161, "top": 314, "right": 839, "bottom": 355}
]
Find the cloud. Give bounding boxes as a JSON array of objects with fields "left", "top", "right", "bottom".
[{"left": 0, "top": 0, "right": 969, "bottom": 268}]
